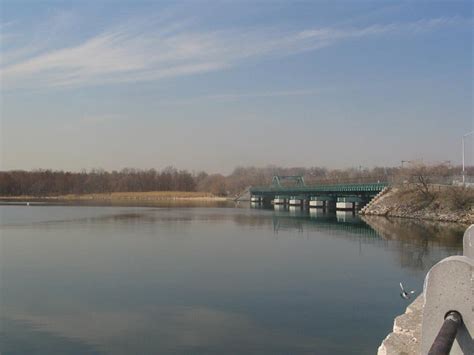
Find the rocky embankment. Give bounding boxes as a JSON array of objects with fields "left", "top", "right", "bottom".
[{"left": 361, "top": 186, "right": 474, "bottom": 224}]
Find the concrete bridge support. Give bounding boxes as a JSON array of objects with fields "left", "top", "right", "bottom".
[
  {"left": 336, "top": 196, "right": 363, "bottom": 211},
  {"left": 336, "top": 201, "right": 354, "bottom": 210},
  {"left": 309, "top": 200, "right": 324, "bottom": 208},
  {"left": 272, "top": 196, "right": 288, "bottom": 205},
  {"left": 288, "top": 196, "right": 304, "bottom": 206},
  {"left": 309, "top": 196, "right": 335, "bottom": 209}
]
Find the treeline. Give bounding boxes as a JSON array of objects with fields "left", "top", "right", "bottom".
[
  {"left": 199, "top": 164, "right": 473, "bottom": 196},
  {"left": 1, "top": 164, "right": 472, "bottom": 197},
  {"left": 0, "top": 168, "right": 196, "bottom": 196}
]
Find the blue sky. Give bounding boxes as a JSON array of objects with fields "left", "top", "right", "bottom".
[{"left": 1, "top": 0, "right": 472, "bottom": 173}]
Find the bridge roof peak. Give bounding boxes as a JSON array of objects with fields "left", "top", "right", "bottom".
[{"left": 271, "top": 175, "right": 306, "bottom": 188}]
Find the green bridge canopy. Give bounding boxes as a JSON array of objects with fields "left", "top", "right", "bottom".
[{"left": 250, "top": 181, "right": 388, "bottom": 197}]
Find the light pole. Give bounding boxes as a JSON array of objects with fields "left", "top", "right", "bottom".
[{"left": 462, "top": 131, "right": 474, "bottom": 184}]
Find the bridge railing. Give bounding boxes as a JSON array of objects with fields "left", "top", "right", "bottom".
[
  {"left": 304, "top": 175, "right": 390, "bottom": 185},
  {"left": 250, "top": 182, "right": 389, "bottom": 194},
  {"left": 256, "top": 174, "right": 474, "bottom": 189},
  {"left": 421, "top": 225, "right": 473, "bottom": 354}
]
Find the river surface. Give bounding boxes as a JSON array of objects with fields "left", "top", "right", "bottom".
[{"left": 0, "top": 204, "right": 465, "bottom": 354}]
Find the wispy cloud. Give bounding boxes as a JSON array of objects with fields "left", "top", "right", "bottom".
[
  {"left": 0, "top": 16, "right": 468, "bottom": 90},
  {"left": 206, "top": 89, "right": 327, "bottom": 100},
  {"left": 155, "top": 89, "right": 329, "bottom": 106}
]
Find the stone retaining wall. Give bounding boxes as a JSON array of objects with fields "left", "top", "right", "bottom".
[{"left": 378, "top": 295, "right": 423, "bottom": 355}]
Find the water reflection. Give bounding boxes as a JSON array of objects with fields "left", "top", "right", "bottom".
[
  {"left": 2, "top": 305, "right": 330, "bottom": 354},
  {"left": 242, "top": 206, "right": 463, "bottom": 272},
  {"left": 0, "top": 205, "right": 464, "bottom": 354},
  {"left": 361, "top": 216, "right": 464, "bottom": 271},
  {"left": 273, "top": 205, "right": 287, "bottom": 212},
  {"left": 309, "top": 208, "right": 328, "bottom": 219},
  {"left": 336, "top": 210, "right": 358, "bottom": 223}
]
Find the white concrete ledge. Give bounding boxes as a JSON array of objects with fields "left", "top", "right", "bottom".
[{"left": 378, "top": 295, "right": 423, "bottom": 355}]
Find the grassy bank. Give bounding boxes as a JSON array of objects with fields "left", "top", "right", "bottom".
[
  {"left": 0, "top": 191, "right": 228, "bottom": 202},
  {"left": 361, "top": 185, "right": 474, "bottom": 224}
]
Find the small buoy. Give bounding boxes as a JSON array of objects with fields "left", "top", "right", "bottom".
[{"left": 26, "top": 202, "right": 30, "bottom": 206}]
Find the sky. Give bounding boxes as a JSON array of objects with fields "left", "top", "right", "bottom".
[{"left": 0, "top": 0, "right": 472, "bottom": 174}]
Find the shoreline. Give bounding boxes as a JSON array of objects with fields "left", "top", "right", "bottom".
[
  {"left": 0, "top": 191, "right": 230, "bottom": 205},
  {"left": 361, "top": 210, "right": 472, "bottom": 225}
]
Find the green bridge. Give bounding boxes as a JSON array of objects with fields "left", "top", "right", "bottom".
[{"left": 249, "top": 176, "right": 389, "bottom": 205}]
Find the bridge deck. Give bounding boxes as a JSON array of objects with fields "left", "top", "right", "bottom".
[{"left": 250, "top": 182, "right": 388, "bottom": 196}]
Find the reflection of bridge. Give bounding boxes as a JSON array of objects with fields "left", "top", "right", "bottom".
[
  {"left": 250, "top": 176, "right": 388, "bottom": 209},
  {"left": 270, "top": 209, "right": 380, "bottom": 238},
  {"left": 248, "top": 204, "right": 464, "bottom": 273}
]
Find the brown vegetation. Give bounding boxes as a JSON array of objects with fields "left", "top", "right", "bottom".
[
  {"left": 1, "top": 163, "right": 472, "bottom": 198},
  {"left": 0, "top": 168, "right": 197, "bottom": 197},
  {"left": 362, "top": 184, "right": 474, "bottom": 224},
  {"left": 0, "top": 191, "right": 226, "bottom": 202}
]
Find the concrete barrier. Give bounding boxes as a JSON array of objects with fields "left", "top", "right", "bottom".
[
  {"left": 421, "top": 225, "right": 474, "bottom": 354},
  {"left": 464, "top": 224, "right": 473, "bottom": 259},
  {"left": 379, "top": 224, "right": 474, "bottom": 354}
]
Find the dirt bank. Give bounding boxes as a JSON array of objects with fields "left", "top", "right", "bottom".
[{"left": 360, "top": 185, "right": 474, "bottom": 224}]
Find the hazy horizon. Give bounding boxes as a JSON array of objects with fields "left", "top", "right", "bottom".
[{"left": 1, "top": 1, "right": 473, "bottom": 174}]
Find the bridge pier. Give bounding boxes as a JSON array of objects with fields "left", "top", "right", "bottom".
[
  {"left": 336, "top": 196, "right": 363, "bottom": 211},
  {"left": 310, "top": 196, "right": 336, "bottom": 209},
  {"left": 272, "top": 195, "right": 288, "bottom": 205},
  {"left": 289, "top": 196, "right": 304, "bottom": 206},
  {"left": 309, "top": 200, "right": 324, "bottom": 208},
  {"left": 336, "top": 202, "right": 354, "bottom": 210},
  {"left": 250, "top": 195, "right": 262, "bottom": 203}
]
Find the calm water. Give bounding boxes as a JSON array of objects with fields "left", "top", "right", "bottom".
[{"left": 0, "top": 204, "right": 464, "bottom": 354}]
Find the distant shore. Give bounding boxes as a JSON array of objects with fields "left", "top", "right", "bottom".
[{"left": 0, "top": 191, "right": 230, "bottom": 204}]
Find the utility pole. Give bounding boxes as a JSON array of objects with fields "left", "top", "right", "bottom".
[{"left": 462, "top": 131, "right": 474, "bottom": 184}]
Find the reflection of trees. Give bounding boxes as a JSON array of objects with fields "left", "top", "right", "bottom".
[
  {"left": 361, "top": 216, "right": 464, "bottom": 272},
  {"left": 232, "top": 208, "right": 464, "bottom": 272}
]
